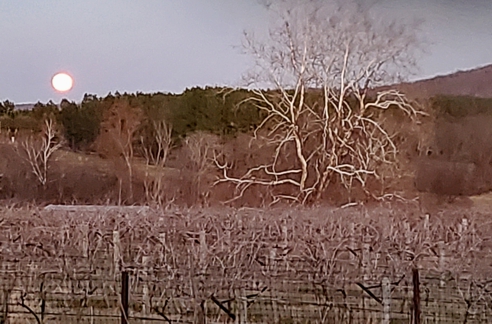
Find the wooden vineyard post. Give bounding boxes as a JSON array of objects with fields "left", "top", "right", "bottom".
[
  {"left": 382, "top": 277, "right": 391, "bottom": 324},
  {"left": 81, "top": 223, "right": 89, "bottom": 258},
  {"left": 233, "top": 289, "right": 248, "bottom": 324},
  {"left": 0, "top": 288, "right": 10, "bottom": 324},
  {"left": 349, "top": 223, "right": 356, "bottom": 261},
  {"left": 361, "top": 230, "right": 372, "bottom": 321},
  {"left": 362, "top": 233, "right": 371, "bottom": 280},
  {"left": 438, "top": 243, "right": 445, "bottom": 321},
  {"left": 199, "top": 230, "right": 207, "bottom": 270},
  {"left": 413, "top": 268, "right": 421, "bottom": 324},
  {"left": 241, "top": 288, "right": 247, "bottom": 324},
  {"left": 438, "top": 242, "right": 445, "bottom": 287},
  {"left": 121, "top": 271, "right": 129, "bottom": 324},
  {"left": 423, "top": 214, "right": 429, "bottom": 231},
  {"left": 234, "top": 290, "right": 240, "bottom": 324},
  {"left": 271, "top": 280, "right": 279, "bottom": 324},
  {"left": 113, "top": 230, "right": 121, "bottom": 275},
  {"left": 142, "top": 255, "right": 150, "bottom": 320},
  {"left": 281, "top": 218, "right": 288, "bottom": 244},
  {"left": 423, "top": 214, "right": 430, "bottom": 242}
]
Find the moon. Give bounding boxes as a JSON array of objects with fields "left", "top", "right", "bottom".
[{"left": 51, "top": 72, "right": 74, "bottom": 92}]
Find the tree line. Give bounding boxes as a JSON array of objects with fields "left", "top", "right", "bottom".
[
  {"left": 0, "top": 87, "right": 262, "bottom": 151},
  {"left": 2, "top": 92, "right": 489, "bottom": 151}
]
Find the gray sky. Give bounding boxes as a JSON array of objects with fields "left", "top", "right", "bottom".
[{"left": 1, "top": 0, "right": 491, "bottom": 103}]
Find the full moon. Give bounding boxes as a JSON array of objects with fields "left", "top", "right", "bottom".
[{"left": 51, "top": 72, "right": 74, "bottom": 92}]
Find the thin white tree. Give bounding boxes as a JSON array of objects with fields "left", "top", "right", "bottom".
[
  {"left": 20, "top": 118, "right": 63, "bottom": 187},
  {"left": 140, "top": 120, "right": 174, "bottom": 206},
  {"left": 140, "top": 120, "right": 173, "bottom": 168},
  {"left": 184, "top": 131, "right": 220, "bottom": 205}
]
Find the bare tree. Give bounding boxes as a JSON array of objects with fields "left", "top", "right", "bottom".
[
  {"left": 184, "top": 131, "right": 220, "bottom": 205},
  {"left": 217, "top": 0, "right": 424, "bottom": 204},
  {"left": 139, "top": 120, "right": 174, "bottom": 207},
  {"left": 19, "top": 118, "right": 63, "bottom": 187},
  {"left": 140, "top": 120, "right": 173, "bottom": 168},
  {"left": 95, "top": 99, "right": 142, "bottom": 203}
]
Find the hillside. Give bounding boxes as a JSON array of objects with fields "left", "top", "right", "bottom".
[{"left": 397, "top": 64, "right": 492, "bottom": 98}]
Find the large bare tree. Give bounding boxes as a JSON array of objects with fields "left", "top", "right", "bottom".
[{"left": 217, "top": 0, "right": 423, "bottom": 204}]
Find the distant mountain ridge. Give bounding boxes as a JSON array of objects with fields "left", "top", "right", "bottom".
[
  {"left": 12, "top": 64, "right": 492, "bottom": 110},
  {"left": 397, "top": 64, "right": 492, "bottom": 98}
]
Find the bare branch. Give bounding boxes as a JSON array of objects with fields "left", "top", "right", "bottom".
[
  {"left": 18, "top": 118, "right": 63, "bottom": 187},
  {"left": 219, "top": 0, "right": 423, "bottom": 204}
]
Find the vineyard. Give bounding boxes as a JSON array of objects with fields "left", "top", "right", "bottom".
[{"left": 0, "top": 203, "right": 491, "bottom": 323}]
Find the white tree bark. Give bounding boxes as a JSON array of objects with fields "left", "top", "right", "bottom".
[
  {"left": 217, "top": 0, "right": 424, "bottom": 204},
  {"left": 20, "top": 118, "right": 63, "bottom": 187}
]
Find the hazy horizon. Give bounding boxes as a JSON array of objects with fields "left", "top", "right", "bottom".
[{"left": 1, "top": 0, "right": 492, "bottom": 104}]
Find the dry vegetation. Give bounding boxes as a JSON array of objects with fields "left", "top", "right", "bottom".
[{"left": 1, "top": 203, "right": 492, "bottom": 323}]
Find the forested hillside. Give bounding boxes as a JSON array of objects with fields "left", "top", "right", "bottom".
[{"left": 2, "top": 84, "right": 492, "bottom": 206}]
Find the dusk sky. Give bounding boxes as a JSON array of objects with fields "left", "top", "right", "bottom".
[{"left": 1, "top": 0, "right": 491, "bottom": 104}]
